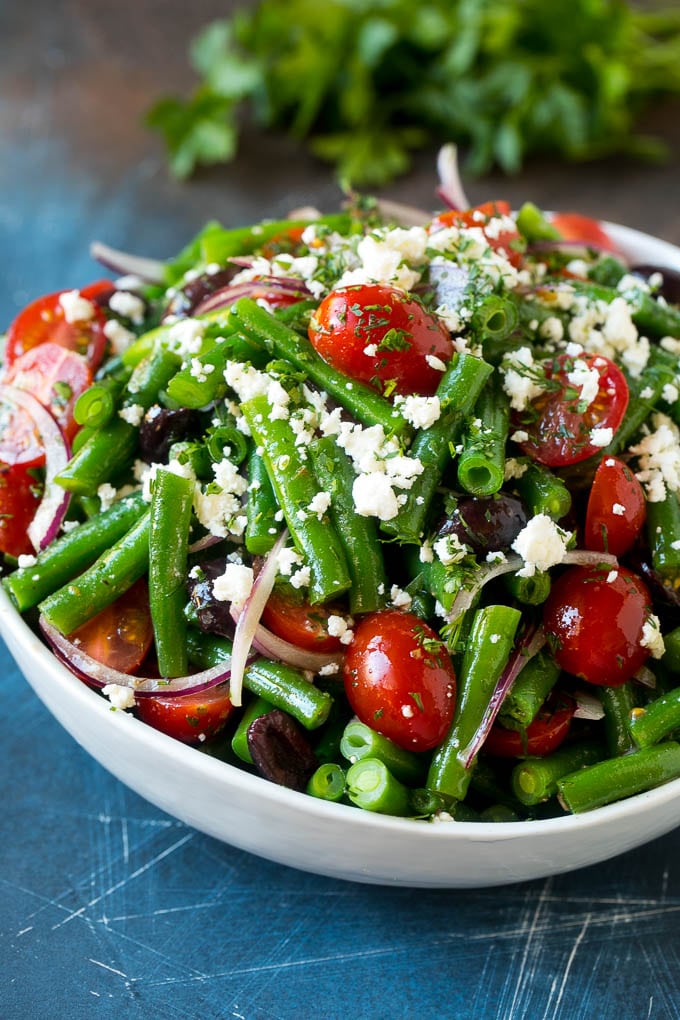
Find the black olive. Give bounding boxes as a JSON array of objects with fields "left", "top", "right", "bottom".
[
  {"left": 437, "top": 494, "right": 527, "bottom": 555},
  {"left": 247, "top": 710, "right": 318, "bottom": 790},
  {"left": 139, "top": 407, "right": 201, "bottom": 463},
  {"left": 187, "top": 560, "right": 233, "bottom": 636}
]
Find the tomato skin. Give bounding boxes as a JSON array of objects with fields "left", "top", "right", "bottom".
[
  {"left": 550, "top": 212, "right": 617, "bottom": 253},
  {"left": 4, "top": 280, "right": 112, "bottom": 370},
  {"left": 262, "top": 586, "right": 345, "bottom": 653},
  {"left": 69, "top": 579, "right": 154, "bottom": 672},
  {"left": 309, "top": 283, "right": 453, "bottom": 397},
  {"left": 584, "top": 455, "right": 647, "bottom": 556},
  {"left": 136, "top": 685, "right": 234, "bottom": 745},
  {"left": 543, "top": 566, "right": 653, "bottom": 686},
  {"left": 483, "top": 695, "right": 575, "bottom": 758},
  {"left": 343, "top": 610, "right": 456, "bottom": 752},
  {"left": 2, "top": 343, "right": 93, "bottom": 462},
  {"left": 430, "top": 201, "right": 524, "bottom": 268},
  {"left": 0, "top": 462, "right": 42, "bottom": 557},
  {"left": 515, "top": 353, "right": 629, "bottom": 468}
]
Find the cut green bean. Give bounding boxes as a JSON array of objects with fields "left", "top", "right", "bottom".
[
  {"left": 514, "top": 462, "right": 572, "bottom": 520},
  {"left": 427, "top": 604, "right": 522, "bottom": 800},
  {"left": 472, "top": 294, "right": 519, "bottom": 343},
  {"left": 503, "top": 570, "right": 551, "bottom": 606},
  {"left": 55, "top": 418, "right": 138, "bottom": 495},
  {"left": 382, "top": 353, "right": 494, "bottom": 543},
  {"left": 3, "top": 492, "right": 147, "bottom": 611},
  {"left": 663, "top": 628, "right": 680, "bottom": 674},
  {"left": 630, "top": 689, "right": 680, "bottom": 749},
  {"left": 340, "top": 718, "right": 427, "bottom": 785},
  {"left": 241, "top": 394, "right": 351, "bottom": 603},
  {"left": 39, "top": 510, "right": 151, "bottom": 634},
  {"left": 457, "top": 377, "right": 509, "bottom": 497},
  {"left": 557, "top": 742, "right": 680, "bottom": 813},
  {"left": 515, "top": 202, "right": 561, "bottom": 242},
  {"left": 599, "top": 683, "right": 636, "bottom": 756},
  {"left": 307, "top": 763, "right": 346, "bottom": 802},
  {"left": 512, "top": 741, "right": 605, "bottom": 806},
  {"left": 309, "top": 437, "right": 387, "bottom": 614},
  {"left": 149, "top": 469, "right": 194, "bottom": 677},
  {"left": 231, "top": 696, "right": 275, "bottom": 763},
  {"left": 345, "top": 758, "right": 411, "bottom": 815},
  {"left": 245, "top": 447, "right": 281, "bottom": 555},
  {"left": 166, "top": 331, "right": 270, "bottom": 408},
  {"left": 646, "top": 493, "right": 680, "bottom": 580},
  {"left": 497, "top": 649, "right": 560, "bottom": 731}
]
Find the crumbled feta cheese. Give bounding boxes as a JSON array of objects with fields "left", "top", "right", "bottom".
[
  {"left": 212, "top": 563, "right": 254, "bottom": 607},
  {"left": 119, "top": 403, "right": 145, "bottom": 426},
  {"left": 17, "top": 554, "right": 37, "bottom": 569},
  {"left": 511, "top": 514, "right": 572, "bottom": 578},
  {"left": 103, "top": 318, "right": 135, "bottom": 355},
  {"left": 97, "top": 482, "right": 118, "bottom": 512},
  {"left": 352, "top": 472, "right": 399, "bottom": 521},
  {"left": 165, "top": 318, "right": 205, "bottom": 357},
  {"left": 590, "top": 426, "right": 613, "bottom": 448},
  {"left": 539, "top": 316, "right": 564, "bottom": 343},
  {"left": 489, "top": 634, "right": 501, "bottom": 644},
  {"left": 394, "top": 394, "right": 441, "bottom": 430},
  {"left": 433, "top": 533, "right": 468, "bottom": 566},
  {"left": 308, "top": 491, "right": 331, "bottom": 519},
  {"left": 102, "top": 684, "right": 136, "bottom": 711},
  {"left": 640, "top": 615, "right": 665, "bottom": 659},
  {"left": 630, "top": 413, "right": 680, "bottom": 502},
  {"left": 390, "top": 585, "right": 412, "bottom": 609},
  {"left": 425, "top": 354, "right": 447, "bottom": 372},
  {"left": 109, "top": 291, "right": 145, "bottom": 324},
  {"left": 290, "top": 565, "right": 311, "bottom": 589},
  {"left": 567, "top": 359, "right": 601, "bottom": 409},
  {"left": 504, "top": 458, "right": 528, "bottom": 481},
  {"left": 59, "top": 290, "right": 95, "bottom": 323},
  {"left": 500, "top": 347, "right": 546, "bottom": 412},
  {"left": 662, "top": 383, "right": 679, "bottom": 404},
  {"left": 401, "top": 704, "right": 415, "bottom": 718},
  {"left": 612, "top": 503, "right": 626, "bottom": 516}
]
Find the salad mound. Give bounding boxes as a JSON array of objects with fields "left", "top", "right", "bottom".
[{"left": 2, "top": 157, "right": 680, "bottom": 821}]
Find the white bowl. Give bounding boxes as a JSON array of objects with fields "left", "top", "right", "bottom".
[{"left": 3, "top": 221, "right": 680, "bottom": 888}]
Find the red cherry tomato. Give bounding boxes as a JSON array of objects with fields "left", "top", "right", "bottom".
[
  {"left": 1, "top": 344, "right": 93, "bottom": 466},
  {"left": 585, "top": 455, "right": 647, "bottom": 556},
  {"left": 0, "top": 462, "right": 42, "bottom": 557},
  {"left": 136, "top": 685, "right": 234, "bottom": 745},
  {"left": 430, "top": 201, "right": 524, "bottom": 268},
  {"left": 260, "top": 225, "right": 306, "bottom": 259},
  {"left": 543, "top": 565, "right": 653, "bottom": 686},
  {"left": 262, "top": 585, "right": 345, "bottom": 653},
  {"left": 483, "top": 694, "right": 575, "bottom": 758},
  {"left": 69, "top": 579, "right": 154, "bottom": 671},
  {"left": 308, "top": 283, "right": 453, "bottom": 397},
  {"left": 550, "top": 212, "right": 618, "bottom": 253},
  {"left": 343, "top": 610, "right": 457, "bottom": 752},
  {"left": 4, "top": 280, "right": 112, "bottom": 370},
  {"left": 515, "top": 353, "right": 629, "bottom": 467}
]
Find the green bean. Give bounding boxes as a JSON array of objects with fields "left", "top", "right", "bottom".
[
  {"left": 472, "top": 294, "right": 518, "bottom": 343},
  {"left": 309, "top": 437, "right": 387, "bottom": 614},
  {"left": 608, "top": 347, "right": 678, "bottom": 455},
  {"left": 165, "top": 332, "right": 270, "bottom": 408},
  {"left": 479, "top": 804, "right": 521, "bottom": 823},
  {"left": 599, "top": 683, "right": 636, "bottom": 756},
  {"left": 185, "top": 628, "right": 233, "bottom": 668},
  {"left": 469, "top": 758, "right": 524, "bottom": 812},
  {"left": 512, "top": 741, "right": 605, "bottom": 806},
  {"left": 231, "top": 696, "right": 275, "bottom": 763},
  {"left": 427, "top": 604, "right": 522, "bottom": 800},
  {"left": 149, "top": 469, "right": 194, "bottom": 677},
  {"left": 307, "top": 763, "right": 346, "bottom": 802},
  {"left": 630, "top": 689, "right": 680, "bottom": 749},
  {"left": 515, "top": 202, "right": 561, "bottom": 242},
  {"left": 340, "top": 719, "right": 427, "bottom": 785},
  {"left": 345, "top": 758, "right": 411, "bottom": 815},
  {"left": 503, "top": 570, "right": 551, "bottom": 606},
  {"left": 663, "top": 628, "right": 680, "bottom": 674},
  {"left": 245, "top": 447, "right": 281, "bottom": 555},
  {"left": 3, "top": 492, "right": 147, "bottom": 611},
  {"left": 206, "top": 423, "right": 249, "bottom": 465},
  {"left": 557, "top": 742, "right": 680, "bottom": 813},
  {"left": 408, "top": 788, "right": 448, "bottom": 817},
  {"left": 382, "top": 353, "right": 494, "bottom": 543},
  {"left": 567, "top": 279, "right": 680, "bottom": 338},
  {"left": 169, "top": 441, "right": 213, "bottom": 480},
  {"left": 514, "top": 462, "right": 572, "bottom": 520},
  {"left": 55, "top": 418, "right": 138, "bottom": 496},
  {"left": 646, "top": 493, "right": 680, "bottom": 580},
  {"left": 497, "top": 649, "right": 560, "bottom": 731},
  {"left": 73, "top": 375, "right": 126, "bottom": 429},
  {"left": 231, "top": 298, "right": 409, "bottom": 435},
  {"left": 456, "top": 377, "right": 509, "bottom": 497},
  {"left": 587, "top": 255, "right": 627, "bottom": 288},
  {"left": 39, "top": 510, "right": 151, "bottom": 634},
  {"left": 196, "top": 213, "right": 353, "bottom": 271},
  {"left": 241, "top": 394, "right": 351, "bottom": 603}
]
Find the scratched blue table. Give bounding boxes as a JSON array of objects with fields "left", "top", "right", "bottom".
[{"left": 3, "top": 3, "right": 680, "bottom": 1017}]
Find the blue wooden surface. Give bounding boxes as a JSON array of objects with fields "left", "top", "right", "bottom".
[{"left": 3, "top": 4, "right": 680, "bottom": 1017}]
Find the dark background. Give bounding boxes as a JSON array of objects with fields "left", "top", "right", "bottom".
[{"left": 2, "top": 3, "right": 680, "bottom": 1018}]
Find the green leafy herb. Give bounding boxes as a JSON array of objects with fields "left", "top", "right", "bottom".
[{"left": 148, "top": 0, "right": 680, "bottom": 185}]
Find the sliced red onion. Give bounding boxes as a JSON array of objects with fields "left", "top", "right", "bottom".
[
  {"left": 40, "top": 615, "right": 237, "bottom": 698},
  {"left": 194, "top": 277, "right": 311, "bottom": 316},
  {"left": 90, "top": 241, "right": 166, "bottom": 284},
  {"left": 374, "top": 198, "right": 430, "bottom": 227},
  {"left": 0, "top": 385, "right": 71, "bottom": 551},
  {"left": 436, "top": 143, "right": 470, "bottom": 212},
  {"left": 572, "top": 689, "right": 605, "bottom": 721},
  {"left": 229, "top": 530, "right": 290, "bottom": 707},
  {"left": 187, "top": 533, "right": 223, "bottom": 555},
  {"left": 447, "top": 549, "right": 619, "bottom": 624},
  {"left": 240, "top": 617, "right": 344, "bottom": 673},
  {"left": 460, "top": 625, "right": 547, "bottom": 768}
]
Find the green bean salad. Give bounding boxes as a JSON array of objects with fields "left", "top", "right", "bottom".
[{"left": 2, "top": 172, "right": 680, "bottom": 821}]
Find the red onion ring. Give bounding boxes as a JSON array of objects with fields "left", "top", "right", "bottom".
[
  {"left": 187, "top": 533, "right": 223, "bottom": 555},
  {"left": 90, "top": 241, "right": 166, "bottom": 284},
  {"left": 194, "top": 277, "right": 311, "bottom": 316},
  {"left": 0, "top": 384, "right": 71, "bottom": 552},
  {"left": 40, "top": 615, "right": 239, "bottom": 697},
  {"left": 436, "top": 143, "right": 470, "bottom": 212},
  {"left": 228, "top": 610, "right": 344, "bottom": 673}
]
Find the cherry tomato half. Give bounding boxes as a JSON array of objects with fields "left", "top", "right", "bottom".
[
  {"left": 343, "top": 610, "right": 456, "bottom": 752},
  {"left": 584, "top": 455, "right": 647, "bottom": 556},
  {"left": 0, "top": 462, "right": 42, "bottom": 557},
  {"left": 69, "top": 579, "right": 154, "bottom": 672},
  {"left": 515, "top": 353, "right": 629, "bottom": 468},
  {"left": 1, "top": 343, "right": 93, "bottom": 466},
  {"left": 309, "top": 283, "right": 453, "bottom": 397},
  {"left": 262, "top": 585, "right": 345, "bottom": 653},
  {"left": 550, "top": 212, "right": 618, "bottom": 253},
  {"left": 136, "top": 685, "right": 234, "bottom": 745},
  {"left": 4, "top": 280, "right": 112, "bottom": 371},
  {"left": 483, "top": 694, "right": 575, "bottom": 758},
  {"left": 543, "top": 565, "right": 653, "bottom": 686},
  {"left": 430, "top": 201, "right": 524, "bottom": 268}
]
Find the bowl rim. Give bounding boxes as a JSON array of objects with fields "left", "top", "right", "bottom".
[{"left": 3, "top": 217, "right": 680, "bottom": 845}]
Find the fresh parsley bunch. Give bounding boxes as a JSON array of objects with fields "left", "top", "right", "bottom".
[{"left": 148, "top": 0, "right": 680, "bottom": 186}]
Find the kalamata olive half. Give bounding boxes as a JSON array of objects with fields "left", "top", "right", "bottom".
[
  {"left": 247, "top": 710, "right": 318, "bottom": 791},
  {"left": 187, "top": 559, "right": 233, "bottom": 636},
  {"left": 630, "top": 264, "right": 680, "bottom": 305},
  {"left": 139, "top": 407, "right": 201, "bottom": 462},
  {"left": 163, "top": 267, "right": 237, "bottom": 319},
  {"left": 437, "top": 494, "right": 527, "bottom": 555}
]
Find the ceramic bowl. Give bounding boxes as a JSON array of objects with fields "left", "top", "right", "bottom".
[{"left": 3, "top": 221, "right": 680, "bottom": 888}]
